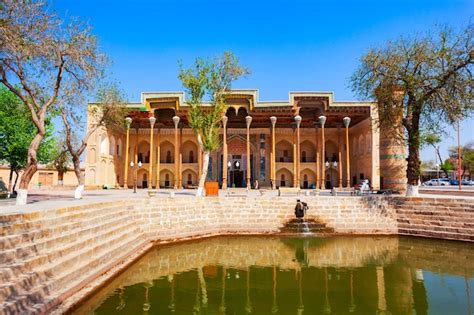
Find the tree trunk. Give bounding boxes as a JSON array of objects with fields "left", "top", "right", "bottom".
[
  {"left": 72, "top": 154, "right": 84, "bottom": 199},
  {"left": 12, "top": 170, "right": 19, "bottom": 193},
  {"left": 406, "top": 112, "right": 421, "bottom": 197},
  {"left": 8, "top": 168, "right": 13, "bottom": 194},
  {"left": 16, "top": 131, "right": 44, "bottom": 205},
  {"left": 196, "top": 151, "right": 210, "bottom": 197}
]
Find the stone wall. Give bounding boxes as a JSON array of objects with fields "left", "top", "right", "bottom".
[{"left": 0, "top": 195, "right": 472, "bottom": 314}]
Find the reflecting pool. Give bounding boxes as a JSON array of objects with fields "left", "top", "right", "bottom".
[{"left": 73, "top": 236, "right": 474, "bottom": 314}]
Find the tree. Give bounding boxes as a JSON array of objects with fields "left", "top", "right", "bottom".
[
  {"left": 0, "top": 86, "right": 56, "bottom": 194},
  {"left": 351, "top": 24, "right": 473, "bottom": 196},
  {"left": 178, "top": 52, "right": 249, "bottom": 196},
  {"left": 422, "top": 132, "right": 450, "bottom": 177},
  {"left": 51, "top": 144, "right": 70, "bottom": 186},
  {"left": 60, "top": 83, "right": 127, "bottom": 198},
  {"left": 448, "top": 141, "right": 474, "bottom": 179},
  {"left": 0, "top": 0, "right": 105, "bottom": 204}
]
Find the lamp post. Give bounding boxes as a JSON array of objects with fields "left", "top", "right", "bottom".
[
  {"left": 130, "top": 160, "right": 142, "bottom": 193},
  {"left": 245, "top": 115, "right": 252, "bottom": 190},
  {"left": 343, "top": 117, "right": 351, "bottom": 188},
  {"left": 319, "top": 115, "right": 326, "bottom": 189},
  {"left": 148, "top": 116, "right": 156, "bottom": 189},
  {"left": 124, "top": 117, "right": 132, "bottom": 188},
  {"left": 234, "top": 160, "right": 240, "bottom": 187},
  {"left": 325, "top": 160, "right": 338, "bottom": 189}
]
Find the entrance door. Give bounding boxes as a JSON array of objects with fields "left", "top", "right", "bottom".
[{"left": 230, "top": 170, "right": 244, "bottom": 187}]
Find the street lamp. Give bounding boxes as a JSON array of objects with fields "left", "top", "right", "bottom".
[
  {"left": 227, "top": 161, "right": 231, "bottom": 188},
  {"left": 325, "top": 161, "right": 338, "bottom": 189},
  {"left": 130, "top": 160, "right": 142, "bottom": 193}
]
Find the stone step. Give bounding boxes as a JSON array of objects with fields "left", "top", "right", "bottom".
[
  {"left": 0, "top": 206, "right": 131, "bottom": 250},
  {"left": 0, "top": 216, "right": 137, "bottom": 304},
  {"left": 0, "top": 228, "right": 143, "bottom": 314},
  {"left": 0, "top": 204, "right": 126, "bottom": 236},
  {"left": 0, "top": 210, "right": 131, "bottom": 265}
]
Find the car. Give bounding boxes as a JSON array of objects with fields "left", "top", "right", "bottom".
[
  {"left": 450, "top": 179, "right": 459, "bottom": 185},
  {"left": 461, "top": 179, "right": 473, "bottom": 186},
  {"left": 423, "top": 179, "right": 450, "bottom": 186}
]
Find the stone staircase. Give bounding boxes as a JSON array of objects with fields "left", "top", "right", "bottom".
[
  {"left": 0, "top": 202, "right": 146, "bottom": 314},
  {"left": 280, "top": 218, "right": 334, "bottom": 235}
]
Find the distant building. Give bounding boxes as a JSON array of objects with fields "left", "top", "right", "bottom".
[{"left": 85, "top": 90, "right": 407, "bottom": 192}]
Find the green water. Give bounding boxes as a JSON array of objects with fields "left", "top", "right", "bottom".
[{"left": 73, "top": 236, "right": 474, "bottom": 315}]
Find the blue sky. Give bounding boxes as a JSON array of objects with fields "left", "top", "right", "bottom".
[{"left": 53, "top": 0, "right": 473, "bottom": 161}]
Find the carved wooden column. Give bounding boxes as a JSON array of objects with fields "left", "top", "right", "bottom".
[
  {"left": 148, "top": 116, "right": 156, "bottom": 189},
  {"left": 178, "top": 126, "right": 183, "bottom": 188},
  {"left": 295, "top": 115, "right": 302, "bottom": 188},
  {"left": 343, "top": 117, "right": 351, "bottom": 187},
  {"left": 245, "top": 116, "right": 252, "bottom": 190},
  {"left": 172, "top": 116, "right": 180, "bottom": 189},
  {"left": 222, "top": 116, "right": 228, "bottom": 189},
  {"left": 315, "top": 123, "right": 320, "bottom": 192},
  {"left": 124, "top": 117, "right": 132, "bottom": 188},
  {"left": 319, "top": 115, "right": 326, "bottom": 190},
  {"left": 156, "top": 126, "right": 160, "bottom": 189},
  {"left": 270, "top": 116, "right": 277, "bottom": 190},
  {"left": 337, "top": 124, "right": 343, "bottom": 189}
]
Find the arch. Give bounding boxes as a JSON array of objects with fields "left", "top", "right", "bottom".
[
  {"left": 137, "top": 140, "right": 150, "bottom": 163},
  {"left": 276, "top": 140, "right": 293, "bottom": 163},
  {"left": 300, "top": 140, "right": 316, "bottom": 162},
  {"left": 87, "top": 148, "right": 96, "bottom": 164},
  {"left": 100, "top": 133, "right": 109, "bottom": 155},
  {"left": 109, "top": 136, "right": 116, "bottom": 156},
  {"left": 137, "top": 169, "right": 149, "bottom": 188},
  {"left": 107, "top": 160, "right": 115, "bottom": 185},
  {"left": 88, "top": 168, "right": 96, "bottom": 185},
  {"left": 359, "top": 135, "right": 365, "bottom": 156},
  {"left": 160, "top": 170, "right": 174, "bottom": 188},
  {"left": 182, "top": 169, "right": 198, "bottom": 188},
  {"left": 276, "top": 167, "right": 293, "bottom": 188},
  {"left": 160, "top": 141, "right": 175, "bottom": 163},
  {"left": 117, "top": 138, "right": 122, "bottom": 157},
  {"left": 325, "top": 140, "right": 338, "bottom": 162},
  {"left": 301, "top": 168, "right": 316, "bottom": 189},
  {"left": 99, "top": 159, "right": 107, "bottom": 183},
  {"left": 182, "top": 140, "right": 198, "bottom": 163},
  {"left": 366, "top": 132, "right": 371, "bottom": 154}
]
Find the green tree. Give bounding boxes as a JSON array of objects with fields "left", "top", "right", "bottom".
[
  {"left": 1, "top": 0, "right": 105, "bottom": 204},
  {"left": 60, "top": 83, "right": 128, "bottom": 198},
  {"left": 0, "top": 86, "right": 57, "bottom": 193},
  {"left": 422, "top": 132, "right": 451, "bottom": 177},
  {"left": 448, "top": 141, "right": 474, "bottom": 179},
  {"left": 351, "top": 24, "right": 473, "bottom": 196},
  {"left": 178, "top": 52, "right": 249, "bottom": 196}
]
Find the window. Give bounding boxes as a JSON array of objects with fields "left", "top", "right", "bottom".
[
  {"left": 259, "top": 157, "right": 265, "bottom": 180},
  {"left": 189, "top": 151, "right": 194, "bottom": 163},
  {"left": 187, "top": 174, "right": 192, "bottom": 185},
  {"left": 281, "top": 174, "right": 286, "bottom": 187},
  {"left": 166, "top": 151, "right": 172, "bottom": 163},
  {"left": 302, "top": 151, "right": 307, "bottom": 162}
]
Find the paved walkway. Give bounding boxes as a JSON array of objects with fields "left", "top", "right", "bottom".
[{"left": 1, "top": 187, "right": 473, "bottom": 215}]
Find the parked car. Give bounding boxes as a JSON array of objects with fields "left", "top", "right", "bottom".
[
  {"left": 460, "top": 179, "right": 473, "bottom": 186},
  {"left": 450, "top": 179, "right": 459, "bottom": 185},
  {"left": 423, "top": 179, "right": 450, "bottom": 186}
]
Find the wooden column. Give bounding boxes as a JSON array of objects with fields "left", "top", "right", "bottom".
[
  {"left": 270, "top": 116, "right": 277, "bottom": 190},
  {"left": 319, "top": 116, "right": 326, "bottom": 190},
  {"left": 156, "top": 127, "right": 160, "bottom": 189},
  {"left": 337, "top": 124, "right": 343, "bottom": 189},
  {"left": 178, "top": 126, "right": 183, "bottom": 188},
  {"left": 172, "top": 116, "right": 180, "bottom": 189},
  {"left": 198, "top": 143, "right": 203, "bottom": 178},
  {"left": 222, "top": 116, "right": 228, "bottom": 189},
  {"left": 295, "top": 115, "right": 302, "bottom": 188},
  {"left": 292, "top": 132, "right": 297, "bottom": 188},
  {"left": 315, "top": 123, "right": 320, "bottom": 192},
  {"left": 148, "top": 116, "right": 156, "bottom": 189},
  {"left": 124, "top": 117, "right": 132, "bottom": 188},
  {"left": 245, "top": 116, "right": 252, "bottom": 190},
  {"left": 343, "top": 117, "right": 351, "bottom": 187}
]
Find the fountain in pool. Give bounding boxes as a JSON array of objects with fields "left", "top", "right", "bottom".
[{"left": 280, "top": 199, "right": 334, "bottom": 235}]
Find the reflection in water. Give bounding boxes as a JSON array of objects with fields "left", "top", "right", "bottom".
[{"left": 73, "top": 236, "right": 474, "bottom": 314}]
